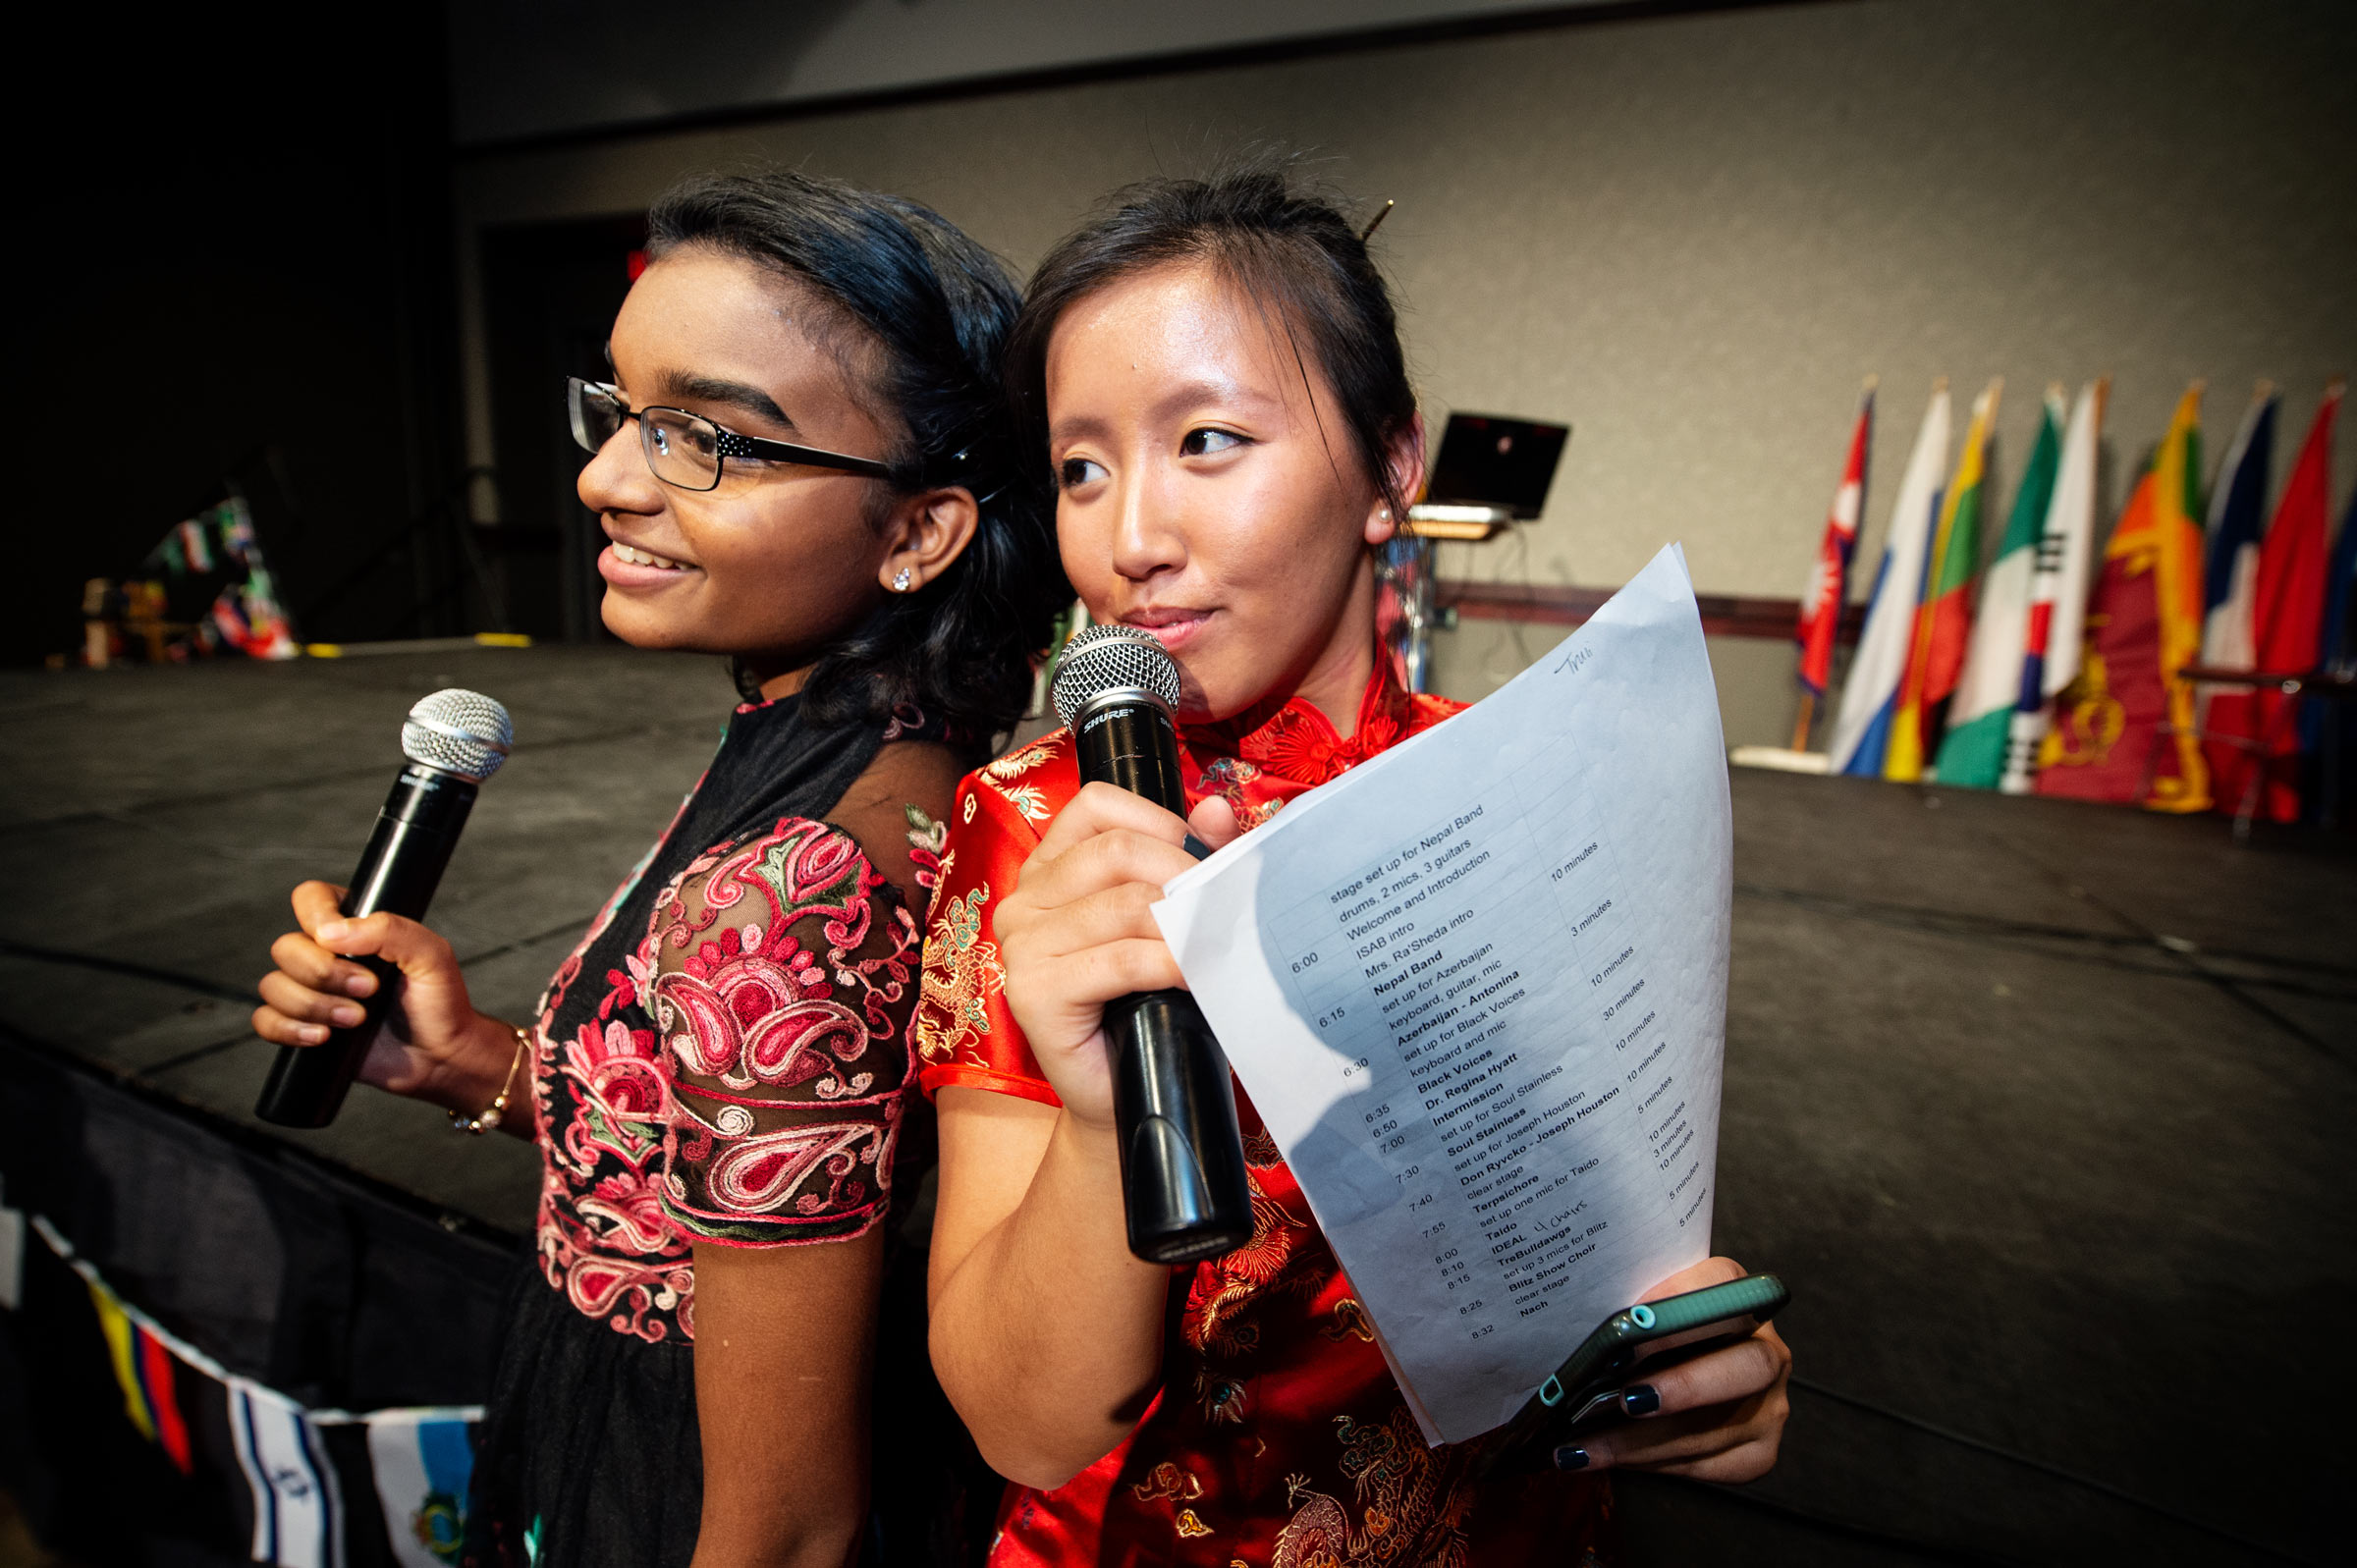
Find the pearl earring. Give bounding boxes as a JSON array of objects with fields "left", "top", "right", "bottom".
[{"left": 892, "top": 568, "right": 913, "bottom": 592}]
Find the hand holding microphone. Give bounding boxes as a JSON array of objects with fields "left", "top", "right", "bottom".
[
  {"left": 252, "top": 689, "right": 515, "bottom": 1128},
  {"left": 996, "top": 627, "right": 1253, "bottom": 1265}
]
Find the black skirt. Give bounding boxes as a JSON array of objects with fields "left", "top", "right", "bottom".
[
  {"left": 463, "top": 1261, "right": 704, "bottom": 1568},
  {"left": 462, "top": 1209, "right": 1000, "bottom": 1568}
]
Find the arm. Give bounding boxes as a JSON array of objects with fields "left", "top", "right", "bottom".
[
  {"left": 648, "top": 818, "right": 917, "bottom": 1566},
  {"left": 689, "top": 1233, "right": 881, "bottom": 1568},
  {"left": 925, "top": 784, "right": 1225, "bottom": 1489},
  {"left": 252, "top": 880, "right": 532, "bottom": 1136}
]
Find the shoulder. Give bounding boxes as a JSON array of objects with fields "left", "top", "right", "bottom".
[
  {"left": 911, "top": 730, "right": 1075, "bottom": 1107},
  {"left": 954, "top": 728, "right": 1079, "bottom": 844}
]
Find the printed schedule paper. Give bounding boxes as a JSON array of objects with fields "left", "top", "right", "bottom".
[{"left": 1152, "top": 544, "right": 1732, "bottom": 1446}]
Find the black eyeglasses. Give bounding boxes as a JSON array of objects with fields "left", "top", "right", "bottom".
[{"left": 567, "top": 377, "right": 895, "bottom": 491}]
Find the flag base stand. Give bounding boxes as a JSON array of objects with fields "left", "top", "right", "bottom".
[{"left": 1729, "top": 746, "right": 1832, "bottom": 775}]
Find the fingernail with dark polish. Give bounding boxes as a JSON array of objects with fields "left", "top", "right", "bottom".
[
  {"left": 1621, "top": 1384, "right": 1661, "bottom": 1417},
  {"left": 1552, "top": 1444, "right": 1589, "bottom": 1471}
]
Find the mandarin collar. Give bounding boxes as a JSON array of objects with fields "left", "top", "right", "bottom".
[{"left": 1180, "top": 656, "right": 1415, "bottom": 788}]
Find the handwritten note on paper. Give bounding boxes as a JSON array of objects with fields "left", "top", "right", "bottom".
[{"left": 1152, "top": 545, "right": 1732, "bottom": 1445}]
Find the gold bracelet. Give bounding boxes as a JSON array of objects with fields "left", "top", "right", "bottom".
[{"left": 450, "top": 1025, "right": 531, "bottom": 1135}]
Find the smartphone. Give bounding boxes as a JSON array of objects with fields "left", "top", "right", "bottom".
[{"left": 1479, "top": 1272, "right": 1788, "bottom": 1474}]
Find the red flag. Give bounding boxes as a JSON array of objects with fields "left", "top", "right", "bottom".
[
  {"left": 1797, "top": 386, "right": 1874, "bottom": 695},
  {"left": 2235, "top": 384, "right": 2342, "bottom": 822},
  {"left": 2037, "top": 469, "right": 2167, "bottom": 804}
]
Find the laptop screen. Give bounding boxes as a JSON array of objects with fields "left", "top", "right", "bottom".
[{"left": 1424, "top": 412, "right": 1570, "bottom": 519}]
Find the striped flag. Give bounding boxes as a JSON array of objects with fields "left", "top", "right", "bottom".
[
  {"left": 86, "top": 1275, "right": 195, "bottom": 1476},
  {"left": 2002, "top": 381, "right": 2108, "bottom": 793},
  {"left": 1832, "top": 383, "right": 1951, "bottom": 775},
  {"left": 1888, "top": 380, "right": 2001, "bottom": 781},
  {"left": 1797, "top": 382, "right": 1876, "bottom": 699},
  {"left": 2196, "top": 387, "right": 2280, "bottom": 807},
  {"left": 1939, "top": 386, "right": 2066, "bottom": 788},
  {"left": 232, "top": 1379, "right": 344, "bottom": 1568}
]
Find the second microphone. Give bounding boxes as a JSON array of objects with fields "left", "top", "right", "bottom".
[{"left": 1051, "top": 623, "right": 1254, "bottom": 1266}]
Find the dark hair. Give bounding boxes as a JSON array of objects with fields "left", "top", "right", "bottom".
[
  {"left": 1005, "top": 155, "right": 1418, "bottom": 519},
  {"left": 647, "top": 169, "right": 1067, "bottom": 740}
]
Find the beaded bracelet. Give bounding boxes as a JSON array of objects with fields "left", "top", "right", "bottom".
[{"left": 450, "top": 1025, "right": 531, "bottom": 1135}]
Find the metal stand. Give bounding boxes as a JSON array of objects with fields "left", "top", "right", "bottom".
[{"left": 1381, "top": 506, "right": 1514, "bottom": 693}]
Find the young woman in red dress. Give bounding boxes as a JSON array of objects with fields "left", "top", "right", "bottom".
[{"left": 915, "top": 167, "right": 1792, "bottom": 1565}]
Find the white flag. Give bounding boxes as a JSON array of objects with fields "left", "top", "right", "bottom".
[
  {"left": 2000, "top": 381, "right": 2107, "bottom": 793},
  {"left": 1831, "top": 385, "right": 1951, "bottom": 774}
]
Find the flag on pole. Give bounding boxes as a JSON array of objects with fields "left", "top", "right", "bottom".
[
  {"left": 2195, "top": 387, "right": 2280, "bottom": 809},
  {"left": 2037, "top": 384, "right": 2208, "bottom": 806},
  {"left": 1939, "top": 386, "right": 2065, "bottom": 788},
  {"left": 1832, "top": 383, "right": 1950, "bottom": 775},
  {"left": 2239, "top": 381, "right": 2343, "bottom": 823},
  {"left": 2002, "top": 380, "right": 2108, "bottom": 793},
  {"left": 2145, "top": 384, "right": 2212, "bottom": 811},
  {"left": 2037, "top": 462, "right": 2162, "bottom": 802},
  {"left": 1887, "top": 380, "right": 2000, "bottom": 781},
  {"left": 1797, "top": 382, "right": 1875, "bottom": 698},
  {"left": 1999, "top": 379, "right": 2111, "bottom": 796}
]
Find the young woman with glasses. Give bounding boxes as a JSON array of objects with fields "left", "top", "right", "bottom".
[
  {"left": 251, "top": 170, "right": 1066, "bottom": 1567},
  {"left": 916, "top": 164, "right": 1791, "bottom": 1564}
]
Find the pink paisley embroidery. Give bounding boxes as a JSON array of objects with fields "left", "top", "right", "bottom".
[{"left": 529, "top": 809, "right": 920, "bottom": 1342}]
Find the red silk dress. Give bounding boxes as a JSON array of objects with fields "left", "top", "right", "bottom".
[{"left": 916, "top": 661, "right": 1614, "bottom": 1568}]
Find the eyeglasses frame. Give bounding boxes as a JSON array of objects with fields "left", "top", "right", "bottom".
[{"left": 568, "top": 376, "right": 897, "bottom": 491}]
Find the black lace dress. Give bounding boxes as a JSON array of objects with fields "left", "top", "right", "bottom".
[{"left": 463, "top": 689, "right": 985, "bottom": 1568}]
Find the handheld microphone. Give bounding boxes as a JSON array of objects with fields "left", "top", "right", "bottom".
[
  {"left": 255, "top": 688, "right": 513, "bottom": 1129},
  {"left": 1052, "top": 625, "right": 1252, "bottom": 1265}
]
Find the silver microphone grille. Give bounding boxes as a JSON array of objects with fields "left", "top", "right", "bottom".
[
  {"left": 1051, "top": 623, "right": 1183, "bottom": 730},
  {"left": 401, "top": 688, "right": 515, "bottom": 783}
]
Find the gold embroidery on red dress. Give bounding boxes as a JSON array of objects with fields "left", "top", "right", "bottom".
[
  {"left": 1270, "top": 1409, "right": 1476, "bottom": 1568},
  {"left": 1130, "top": 1462, "right": 1206, "bottom": 1503},
  {"left": 1322, "top": 1297, "right": 1377, "bottom": 1344},
  {"left": 915, "top": 880, "right": 1005, "bottom": 1068}
]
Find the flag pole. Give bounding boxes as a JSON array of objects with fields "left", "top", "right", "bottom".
[{"left": 1790, "top": 691, "right": 1814, "bottom": 751}]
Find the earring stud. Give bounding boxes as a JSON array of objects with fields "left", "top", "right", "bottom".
[{"left": 892, "top": 568, "right": 913, "bottom": 593}]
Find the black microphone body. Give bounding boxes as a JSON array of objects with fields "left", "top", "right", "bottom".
[
  {"left": 255, "top": 764, "right": 479, "bottom": 1128},
  {"left": 1069, "top": 671, "right": 1254, "bottom": 1266}
]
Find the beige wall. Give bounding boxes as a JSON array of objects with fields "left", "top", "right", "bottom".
[{"left": 453, "top": 0, "right": 2356, "bottom": 734}]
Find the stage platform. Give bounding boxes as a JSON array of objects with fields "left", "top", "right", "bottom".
[{"left": 3, "top": 645, "right": 2348, "bottom": 1566}]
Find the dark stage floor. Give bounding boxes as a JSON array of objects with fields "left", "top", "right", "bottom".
[{"left": 2, "top": 646, "right": 2348, "bottom": 1566}]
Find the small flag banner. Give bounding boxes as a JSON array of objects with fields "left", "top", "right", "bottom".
[{"left": 30, "top": 1216, "right": 481, "bottom": 1567}]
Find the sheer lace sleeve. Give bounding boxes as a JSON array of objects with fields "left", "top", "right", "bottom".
[{"left": 644, "top": 816, "right": 919, "bottom": 1247}]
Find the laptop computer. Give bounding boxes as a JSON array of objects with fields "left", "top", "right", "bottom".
[{"left": 1423, "top": 412, "right": 1570, "bottom": 520}]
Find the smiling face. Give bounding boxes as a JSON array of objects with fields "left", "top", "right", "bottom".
[
  {"left": 577, "top": 247, "right": 907, "bottom": 684},
  {"left": 1045, "top": 260, "right": 1422, "bottom": 729}
]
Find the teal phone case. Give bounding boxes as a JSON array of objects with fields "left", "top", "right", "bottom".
[{"left": 1478, "top": 1272, "right": 1788, "bottom": 1471}]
